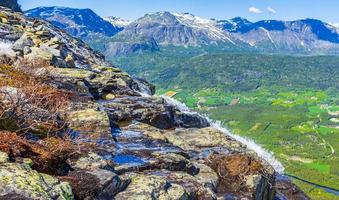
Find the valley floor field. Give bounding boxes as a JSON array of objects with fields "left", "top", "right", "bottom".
[
  {"left": 112, "top": 51, "right": 339, "bottom": 200},
  {"left": 162, "top": 87, "right": 339, "bottom": 200}
]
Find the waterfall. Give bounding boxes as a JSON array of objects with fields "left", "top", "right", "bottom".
[
  {"left": 133, "top": 78, "right": 153, "bottom": 97},
  {"left": 162, "top": 95, "right": 285, "bottom": 173}
]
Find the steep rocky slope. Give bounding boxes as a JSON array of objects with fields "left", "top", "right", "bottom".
[{"left": 0, "top": 7, "right": 308, "bottom": 200}]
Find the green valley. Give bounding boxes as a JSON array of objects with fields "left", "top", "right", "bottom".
[{"left": 110, "top": 49, "right": 339, "bottom": 200}]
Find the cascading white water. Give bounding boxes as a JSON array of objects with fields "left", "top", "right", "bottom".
[
  {"left": 134, "top": 79, "right": 152, "bottom": 97},
  {"left": 162, "top": 95, "right": 285, "bottom": 173}
]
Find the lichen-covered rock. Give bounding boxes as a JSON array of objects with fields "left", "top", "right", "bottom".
[
  {"left": 0, "top": 151, "right": 9, "bottom": 163},
  {"left": 144, "top": 170, "right": 217, "bottom": 200},
  {"left": 74, "top": 152, "right": 112, "bottom": 171},
  {"left": 115, "top": 173, "right": 190, "bottom": 200},
  {"left": 165, "top": 127, "right": 245, "bottom": 152},
  {"left": 68, "top": 108, "right": 111, "bottom": 137},
  {"left": 67, "top": 153, "right": 130, "bottom": 199},
  {"left": 192, "top": 161, "right": 219, "bottom": 191},
  {"left": 0, "top": 152, "right": 74, "bottom": 200},
  {"left": 103, "top": 96, "right": 177, "bottom": 129}
]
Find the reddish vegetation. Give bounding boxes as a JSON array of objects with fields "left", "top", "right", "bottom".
[
  {"left": 207, "top": 154, "right": 263, "bottom": 194},
  {"left": 0, "top": 131, "right": 81, "bottom": 175},
  {"left": 0, "top": 63, "right": 76, "bottom": 136}
]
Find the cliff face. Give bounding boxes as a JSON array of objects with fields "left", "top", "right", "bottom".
[
  {"left": 0, "top": 7, "right": 307, "bottom": 200},
  {"left": 0, "top": 0, "right": 21, "bottom": 12}
]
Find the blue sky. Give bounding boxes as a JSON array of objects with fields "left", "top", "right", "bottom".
[{"left": 19, "top": 0, "right": 339, "bottom": 23}]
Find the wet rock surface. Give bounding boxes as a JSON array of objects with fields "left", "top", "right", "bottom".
[
  {"left": 0, "top": 7, "right": 306, "bottom": 200},
  {"left": 101, "top": 96, "right": 210, "bottom": 130}
]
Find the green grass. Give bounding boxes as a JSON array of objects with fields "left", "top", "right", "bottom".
[
  {"left": 304, "top": 163, "right": 331, "bottom": 174},
  {"left": 160, "top": 87, "right": 339, "bottom": 199},
  {"left": 109, "top": 49, "right": 339, "bottom": 199}
]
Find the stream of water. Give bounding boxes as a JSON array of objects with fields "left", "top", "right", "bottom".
[{"left": 161, "top": 95, "right": 285, "bottom": 173}]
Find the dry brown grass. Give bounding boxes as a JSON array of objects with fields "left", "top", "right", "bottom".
[
  {"left": 206, "top": 154, "right": 263, "bottom": 194},
  {"left": 0, "top": 63, "right": 77, "bottom": 136},
  {"left": 0, "top": 131, "right": 83, "bottom": 175}
]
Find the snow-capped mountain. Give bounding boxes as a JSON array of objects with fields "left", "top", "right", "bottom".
[
  {"left": 224, "top": 19, "right": 339, "bottom": 53},
  {"left": 104, "top": 16, "right": 131, "bottom": 29},
  {"left": 25, "top": 7, "right": 122, "bottom": 39},
  {"left": 25, "top": 7, "right": 339, "bottom": 55},
  {"left": 112, "top": 12, "right": 246, "bottom": 47},
  {"left": 110, "top": 11, "right": 339, "bottom": 54}
]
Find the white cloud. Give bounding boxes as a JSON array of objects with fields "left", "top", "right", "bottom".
[
  {"left": 249, "top": 7, "right": 262, "bottom": 14},
  {"left": 267, "top": 7, "right": 277, "bottom": 14}
]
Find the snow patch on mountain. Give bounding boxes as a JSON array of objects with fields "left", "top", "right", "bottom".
[
  {"left": 104, "top": 16, "right": 131, "bottom": 28},
  {"left": 172, "top": 12, "right": 236, "bottom": 44}
]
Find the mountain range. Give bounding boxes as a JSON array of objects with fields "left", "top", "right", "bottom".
[
  {"left": 25, "top": 7, "right": 339, "bottom": 55},
  {"left": 25, "top": 7, "right": 122, "bottom": 38}
]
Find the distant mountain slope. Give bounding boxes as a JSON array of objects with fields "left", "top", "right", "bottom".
[
  {"left": 114, "top": 12, "right": 244, "bottom": 46},
  {"left": 219, "top": 18, "right": 339, "bottom": 53},
  {"left": 25, "top": 7, "right": 122, "bottom": 38},
  {"left": 107, "top": 12, "right": 251, "bottom": 55}
]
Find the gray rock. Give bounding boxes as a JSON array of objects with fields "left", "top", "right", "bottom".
[
  {"left": 0, "top": 152, "right": 74, "bottom": 200},
  {"left": 12, "top": 34, "right": 33, "bottom": 52},
  {"left": 23, "top": 46, "right": 31, "bottom": 55}
]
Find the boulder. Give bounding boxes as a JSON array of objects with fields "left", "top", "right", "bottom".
[
  {"left": 144, "top": 170, "right": 217, "bottom": 200},
  {"left": 165, "top": 127, "right": 244, "bottom": 152},
  {"left": 114, "top": 173, "right": 190, "bottom": 200},
  {"left": 103, "top": 96, "right": 177, "bottom": 129},
  {"left": 68, "top": 108, "right": 111, "bottom": 137},
  {"left": 174, "top": 112, "right": 210, "bottom": 128},
  {"left": 192, "top": 161, "right": 219, "bottom": 191},
  {"left": 65, "top": 153, "right": 130, "bottom": 200},
  {"left": 12, "top": 34, "right": 33, "bottom": 52},
  {"left": 0, "top": 152, "right": 74, "bottom": 200}
]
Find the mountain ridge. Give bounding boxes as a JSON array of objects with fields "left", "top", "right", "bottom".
[
  {"left": 25, "top": 7, "right": 339, "bottom": 55},
  {"left": 25, "top": 6, "right": 122, "bottom": 38}
]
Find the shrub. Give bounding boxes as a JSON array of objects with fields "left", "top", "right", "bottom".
[
  {"left": 0, "top": 64, "right": 76, "bottom": 136},
  {"left": 0, "top": 131, "right": 81, "bottom": 175},
  {"left": 206, "top": 154, "right": 263, "bottom": 194}
]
